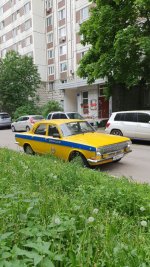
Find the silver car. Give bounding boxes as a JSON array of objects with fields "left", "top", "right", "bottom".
[
  {"left": 0, "top": 112, "right": 11, "bottom": 129},
  {"left": 11, "top": 115, "right": 44, "bottom": 132}
]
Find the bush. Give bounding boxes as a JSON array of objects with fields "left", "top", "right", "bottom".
[
  {"left": 13, "top": 102, "right": 42, "bottom": 120},
  {"left": 41, "top": 100, "right": 63, "bottom": 118}
]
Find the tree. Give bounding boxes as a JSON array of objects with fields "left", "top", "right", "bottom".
[
  {"left": 0, "top": 51, "right": 41, "bottom": 115},
  {"left": 41, "top": 100, "right": 63, "bottom": 118},
  {"left": 77, "top": 0, "right": 150, "bottom": 97}
]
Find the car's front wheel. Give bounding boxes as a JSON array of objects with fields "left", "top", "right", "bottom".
[
  {"left": 69, "top": 151, "right": 89, "bottom": 167},
  {"left": 24, "top": 144, "right": 34, "bottom": 155},
  {"left": 111, "top": 129, "right": 123, "bottom": 136}
]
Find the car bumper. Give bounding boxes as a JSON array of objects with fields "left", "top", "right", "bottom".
[{"left": 87, "top": 149, "right": 132, "bottom": 165}]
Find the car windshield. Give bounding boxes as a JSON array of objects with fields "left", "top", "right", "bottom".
[
  {"left": 60, "top": 121, "right": 95, "bottom": 137},
  {"left": 0, "top": 113, "right": 10, "bottom": 119},
  {"left": 67, "top": 113, "right": 84, "bottom": 120}
]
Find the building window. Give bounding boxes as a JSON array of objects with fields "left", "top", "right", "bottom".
[
  {"left": 47, "top": 16, "right": 53, "bottom": 26},
  {"left": 60, "top": 45, "right": 67, "bottom": 55},
  {"left": 25, "top": 19, "right": 31, "bottom": 30},
  {"left": 12, "top": 28, "right": 17, "bottom": 37},
  {"left": 26, "top": 36, "right": 31, "bottom": 46},
  {"left": 48, "top": 49, "right": 54, "bottom": 58},
  {"left": 48, "top": 65, "right": 54, "bottom": 75},
  {"left": 59, "top": 27, "right": 66, "bottom": 37},
  {"left": 82, "top": 91, "right": 89, "bottom": 114},
  {"left": 46, "top": 0, "right": 53, "bottom": 9},
  {"left": 1, "top": 35, "right": 6, "bottom": 43},
  {"left": 58, "top": 9, "right": 66, "bottom": 20},
  {"left": 47, "top": 32, "right": 53, "bottom": 43},
  {"left": 24, "top": 2, "right": 30, "bottom": 14},
  {"left": 80, "top": 6, "right": 89, "bottom": 22},
  {"left": 60, "top": 62, "right": 67, "bottom": 72},
  {"left": 0, "top": 21, "right": 5, "bottom": 30}
]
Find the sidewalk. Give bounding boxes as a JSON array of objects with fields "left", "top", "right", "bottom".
[{"left": 97, "top": 127, "right": 105, "bottom": 133}]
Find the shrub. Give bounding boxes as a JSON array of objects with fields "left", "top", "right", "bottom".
[
  {"left": 41, "top": 100, "right": 63, "bottom": 118},
  {"left": 13, "top": 102, "right": 42, "bottom": 120}
]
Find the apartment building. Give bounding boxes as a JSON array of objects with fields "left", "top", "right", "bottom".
[
  {"left": 0, "top": 0, "right": 48, "bottom": 104},
  {"left": 0, "top": 0, "right": 110, "bottom": 122},
  {"left": 46, "top": 0, "right": 109, "bottom": 122}
]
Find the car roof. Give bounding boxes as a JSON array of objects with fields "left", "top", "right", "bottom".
[
  {"left": 48, "top": 111, "right": 78, "bottom": 114},
  {"left": 36, "top": 119, "right": 84, "bottom": 125},
  {"left": 112, "top": 110, "right": 150, "bottom": 114}
]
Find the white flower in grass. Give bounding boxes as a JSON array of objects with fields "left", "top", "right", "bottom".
[
  {"left": 140, "top": 220, "right": 147, "bottom": 227},
  {"left": 54, "top": 217, "right": 61, "bottom": 225},
  {"left": 140, "top": 206, "right": 145, "bottom": 212},
  {"left": 53, "top": 175, "right": 58, "bottom": 180},
  {"left": 93, "top": 208, "right": 99, "bottom": 214},
  {"left": 87, "top": 216, "right": 95, "bottom": 223}
]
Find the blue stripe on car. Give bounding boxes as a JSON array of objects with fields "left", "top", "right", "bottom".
[{"left": 15, "top": 134, "right": 96, "bottom": 152}]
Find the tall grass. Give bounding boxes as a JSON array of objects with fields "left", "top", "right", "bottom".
[{"left": 0, "top": 148, "right": 149, "bottom": 266}]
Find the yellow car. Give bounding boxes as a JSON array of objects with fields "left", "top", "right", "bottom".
[{"left": 15, "top": 119, "right": 132, "bottom": 167}]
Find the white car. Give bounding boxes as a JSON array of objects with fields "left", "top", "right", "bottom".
[
  {"left": 11, "top": 115, "right": 44, "bottom": 132},
  {"left": 0, "top": 112, "right": 11, "bottom": 129},
  {"left": 47, "top": 111, "right": 97, "bottom": 126},
  {"left": 105, "top": 110, "right": 150, "bottom": 141}
]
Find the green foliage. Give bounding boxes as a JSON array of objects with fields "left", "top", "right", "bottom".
[
  {"left": 77, "top": 0, "right": 150, "bottom": 95},
  {"left": 0, "top": 51, "right": 41, "bottom": 116},
  {"left": 13, "top": 102, "right": 42, "bottom": 120},
  {"left": 0, "top": 148, "right": 150, "bottom": 266},
  {"left": 41, "top": 100, "right": 63, "bottom": 118}
]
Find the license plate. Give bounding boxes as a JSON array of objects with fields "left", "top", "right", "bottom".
[{"left": 113, "top": 153, "right": 124, "bottom": 161}]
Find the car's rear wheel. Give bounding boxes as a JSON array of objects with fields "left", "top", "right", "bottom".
[
  {"left": 111, "top": 129, "right": 123, "bottom": 136},
  {"left": 11, "top": 125, "right": 16, "bottom": 132},
  {"left": 24, "top": 144, "right": 34, "bottom": 155},
  {"left": 26, "top": 126, "right": 30, "bottom": 132},
  {"left": 69, "top": 151, "right": 89, "bottom": 167}
]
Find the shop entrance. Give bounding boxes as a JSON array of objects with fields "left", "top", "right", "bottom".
[{"left": 98, "top": 96, "right": 109, "bottom": 118}]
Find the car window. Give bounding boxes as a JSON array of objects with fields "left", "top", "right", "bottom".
[
  {"left": 137, "top": 113, "right": 150, "bottom": 123},
  {"left": 34, "top": 124, "right": 47, "bottom": 135},
  {"left": 48, "top": 125, "right": 59, "bottom": 136},
  {"left": 32, "top": 115, "right": 44, "bottom": 120},
  {"left": 0, "top": 113, "right": 10, "bottom": 119},
  {"left": 67, "top": 113, "right": 84, "bottom": 119},
  {"left": 124, "top": 113, "right": 137, "bottom": 122},
  {"left": 60, "top": 121, "right": 94, "bottom": 137},
  {"left": 60, "top": 114, "right": 67, "bottom": 119},
  {"left": 114, "top": 113, "right": 125, "bottom": 121},
  {"left": 47, "top": 114, "right": 52, "bottom": 119},
  {"left": 52, "top": 114, "right": 61, "bottom": 119},
  {"left": 22, "top": 117, "right": 28, "bottom": 121}
]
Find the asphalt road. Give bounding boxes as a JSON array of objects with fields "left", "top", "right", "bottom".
[{"left": 0, "top": 129, "right": 150, "bottom": 184}]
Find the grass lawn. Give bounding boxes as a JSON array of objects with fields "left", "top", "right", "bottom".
[{"left": 0, "top": 148, "right": 149, "bottom": 267}]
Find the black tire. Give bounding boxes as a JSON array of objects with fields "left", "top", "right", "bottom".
[
  {"left": 11, "top": 125, "right": 16, "bottom": 132},
  {"left": 111, "top": 129, "right": 123, "bottom": 136},
  {"left": 26, "top": 126, "right": 30, "bottom": 132},
  {"left": 69, "top": 151, "right": 89, "bottom": 167},
  {"left": 24, "top": 144, "right": 34, "bottom": 155}
]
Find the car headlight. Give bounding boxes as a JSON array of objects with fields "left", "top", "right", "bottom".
[
  {"left": 127, "top": 140, "right": 132, "bottom": 147},
  {"left": 96, "top": 148, "right": 102, "bottom": 156}
]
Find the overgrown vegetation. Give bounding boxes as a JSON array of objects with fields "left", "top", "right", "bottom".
[
  {"left": 0, "top": 148, "right": 149, "bottom": 266},
  {"left": 41, "top": 100, "right": 63, "bottom": 119}
]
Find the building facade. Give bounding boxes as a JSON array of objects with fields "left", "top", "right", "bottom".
[{"left": 0, "top": 0, "right": 110, "bottom": 122}]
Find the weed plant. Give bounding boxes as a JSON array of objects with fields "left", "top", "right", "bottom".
[{"left": 0, "top": 148, "right": 149, "bottom": 266}]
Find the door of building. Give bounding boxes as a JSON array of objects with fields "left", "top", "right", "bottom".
[{"left": 98, "top": 96, "right": 109, "bottom": 118}]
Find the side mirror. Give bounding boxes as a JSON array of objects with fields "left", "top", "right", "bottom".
[{"left": 53, "top": 133, "right": 60, "bottom": 138}]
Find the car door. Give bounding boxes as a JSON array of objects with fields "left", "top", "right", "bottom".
[
  {"left": 136, "top": 113, "right": 150, "bottom": 140},
  {"left": 32, "top": 123, "right": 50, "bottom": 153},
  {"left": 47, "top": 124, "right": 64, "bottom": 158},
  {"left": 15, "top": 117, "right": 25, "bottom": 131},
  {"left": 122, "top": 113, "right": 137, "bottom": 138}
]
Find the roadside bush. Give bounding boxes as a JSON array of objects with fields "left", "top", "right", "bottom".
[
  {"left": 0, "top": 148, "right": 149, "bottom": 266},
  {"left": 13, "top": 102, "right": 42, "bottom": 120},
  {"left": 41, "top": 100, "right": 63, "bottom": 118}
]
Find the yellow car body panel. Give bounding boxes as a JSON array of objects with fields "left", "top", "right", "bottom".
[{"left": 15, "top": 119, "right": 132, "bottom": 166}]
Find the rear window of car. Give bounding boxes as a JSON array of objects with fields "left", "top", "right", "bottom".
[
  {"left": 114, "top": 113, "right": 125, "bottom": 121},
  {"left": 32, "top": 115, "right": 44, "bottom": 120},
  {"left": 67, "top": 113, "right": 84, "bottom": 119},
  {"left": 0, "top": 113, "right": 10, "bottom": 119}
]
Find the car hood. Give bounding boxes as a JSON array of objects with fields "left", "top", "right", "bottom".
[{"left": 64, "top": 132, "right": 130, "bottom": 147}]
